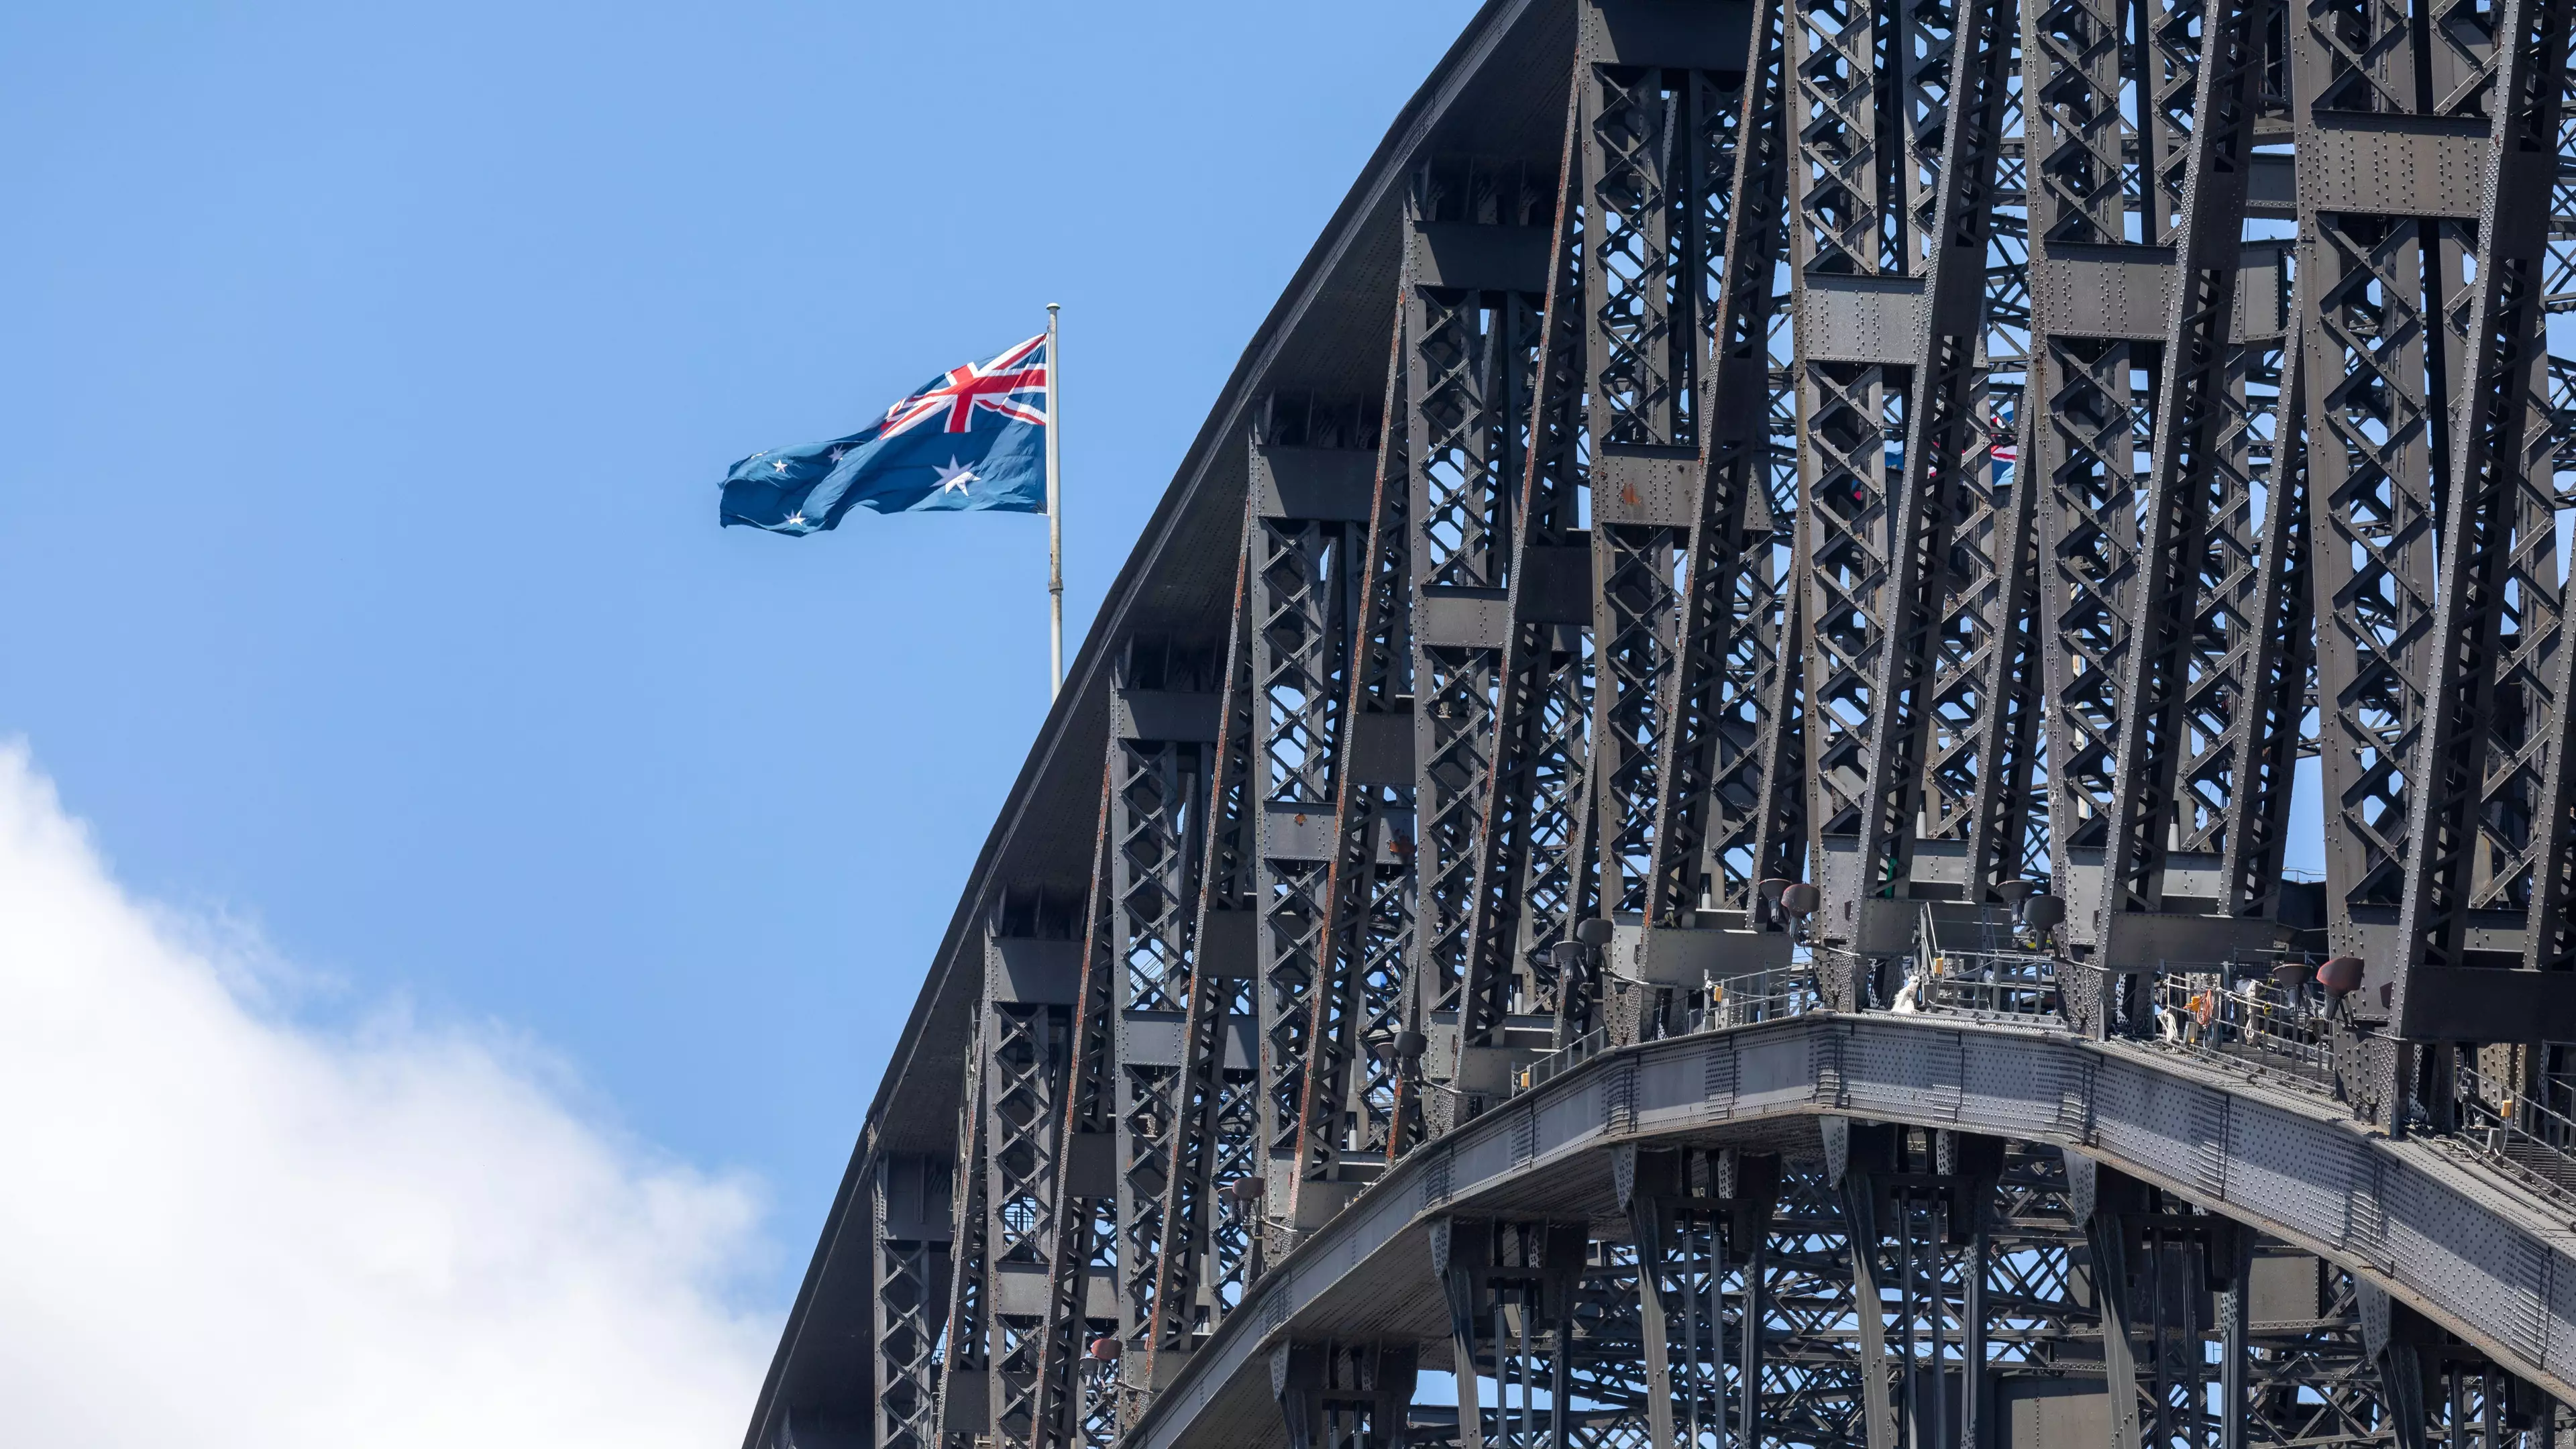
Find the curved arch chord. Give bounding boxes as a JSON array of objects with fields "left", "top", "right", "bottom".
[{"left": 1128, "top": 1014, "right": 2576, "bottom": 1449}]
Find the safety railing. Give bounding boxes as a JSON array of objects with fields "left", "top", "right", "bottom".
[
  {"left": 2146, "top": 967, "right": 2338, "bottom": 1093},
  {"left": 1694, "top": 963, "right": 1828, "bottom": 1029},
  {"left": 1489, "top": 922, "right": 2576, "bottom": 1228},
  {"left": 1512, "top": 964, "right": 1833, "bottom": 1096},
  {"left": 2454, "top": 1061, "right": 2576, "bottom": 1205},
  {"left": 1912, "top": 951, "right": 2061, "bottom": 1020},
  {"left": 1518, "top": 1024, "right": 1609, "bottom": 1094}
]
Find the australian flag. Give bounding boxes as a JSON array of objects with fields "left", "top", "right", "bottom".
[{"left": 720, "top": 334, "right": 1049, "bottom": 534}]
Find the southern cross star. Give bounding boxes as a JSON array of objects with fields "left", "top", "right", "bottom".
[
  {"left": 771, "top": 458, "right": 789, "bottom": 473},
  {"left": 784, "top": 511, "right": 808, "bottom": 528},
  {"left": 932, "top": 458, "right": 978, "bottom": 496}
]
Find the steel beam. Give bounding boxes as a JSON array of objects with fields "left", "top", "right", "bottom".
[
  {"left": 1409, "top": 158, "right": 1550, "bottom": 1100},
  {"left": 1141, "top": 517, "right": 1264, "bottom": 1403},
  {"left": 1250, "top": 395, "right": 1383, "bottom": 1256},
  {"left": 1291, "top": 322, "right": 1418, "bottom": 1222},
  {"left": 873, "top": 1152, "right": 955, "bottom": 1449},
  {"left": 1272, "top": 1340, "right": 1418, "bottom": 1449},
  {"left": 1575, "top": 0, "right": 1809, "bottom": 1046},
  {"left": 2381, "top": 0, "right": 2576, "bottom": 1052},
  {"left": 1457, "top": 76, "right": 1602, "bottom": 1085},
  {"left": 1434, "top": 1217, "right": 1587, "bottom": 1449},
  {"left": 1030, "top": 778, "right": 1119, "bottom": 1449},
  {"left": 1794, "top": 0, "right": 2031, "bottom": 948}
]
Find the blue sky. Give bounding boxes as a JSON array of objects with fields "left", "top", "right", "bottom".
[{"left": 0, "top": 0, "right": 1483, "bottom": 1327}]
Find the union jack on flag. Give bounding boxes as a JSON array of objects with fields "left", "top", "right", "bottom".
[
  {"left": 720, "top": 333, "right": 1054, "bottom": 534},
  {"left": 879, "top": 333, "right": 1049, "bottom": 438}
]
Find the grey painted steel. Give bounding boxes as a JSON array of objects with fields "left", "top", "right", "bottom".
[
  {"left": 1287, "top": 347, "right": 1417, "bottom": 1218},
  {"left": 1142, "top": 535, "right": 1262, "bottom": 1395},
  {"left": 1126, "top": 1012, "right": 2576, "bottom": 1449},
  {"left": 751, "top": 0, "right": 2576, "bottom": 1444}
]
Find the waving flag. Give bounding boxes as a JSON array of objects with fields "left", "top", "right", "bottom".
[{"left": 720, "top": 334, "right": 1051, "bottom": 535}]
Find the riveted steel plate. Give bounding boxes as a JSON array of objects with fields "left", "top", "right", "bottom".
[
  {"left": 2300, "top": 114, "right": 2490, "bottom": 219},
  {"left": 1591, "top": 449, "right": 1699, "bottom": 526},
  {"left": 2033, "top": 246, "right": 2177, "bottom": 341},
  {"left": 1797, "top": 272, "right": 1927, "bottom": 363}
]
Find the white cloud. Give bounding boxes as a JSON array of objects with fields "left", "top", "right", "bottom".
[{"left": 0, "top": 743, "right": 774, "bottom": 1447}]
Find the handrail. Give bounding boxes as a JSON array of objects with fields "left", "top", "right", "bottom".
[
  {"left": 2145, "top": 968, "right": 2339, "bottom": 1093},
  {"left": 2455, "top": 1060, "right": 2576, "bottom": 1208},
  {"left": 1519, "top": 1025, "right": 1610, "bottom": 1093},
  {"left": 1914, "top": 949, "right": 2060, "bottom": 1019},
  {"left": 1694, "top": 962, "right": 1827, "bottom": 1029},
  {"left": 1498, "top": 921, "right": 2566, "bottom": 1222}
]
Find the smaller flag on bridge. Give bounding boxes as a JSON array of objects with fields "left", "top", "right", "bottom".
[{"left": 719, "top": 333, "right": 1051, "bottom": 535}]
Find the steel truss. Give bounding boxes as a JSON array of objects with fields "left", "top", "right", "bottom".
[{"left": 761, "top": 0, "right": 2576, "bottom": 1444}]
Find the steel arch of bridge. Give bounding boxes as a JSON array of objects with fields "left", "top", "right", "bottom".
[{"left": 745, "top": 0, "right": 2576, "bottom": 1446}]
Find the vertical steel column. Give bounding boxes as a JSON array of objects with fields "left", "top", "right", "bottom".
[
  {"left": 1584, "top": 36, "right": 1705, "bottom": 936},
  {"left": 2076, "top": 1157, "right": 2239, "bottom": 1449},
  {"left": 1030, "top": 779, "right": 1118, "bottom": 1449},
  {"left": 981, "top": 919, "right": 1081, "bottom": 1448},
  {"left": 1633, "top": 0, "right": 1801, "bottom": 955},
  {"left": 2081, "top": 1177, "right": 2149, "bottom": 1449},
  {"left": 1144, "top": 542, "right": 1264, "bottom": 1397},
  {"left": 1835, "top": 1166, "right": 1898, "bottom": 1449},
  {"left": 1578, "top": 2, "right": 1799, "bottom": 1024},
  {"left": 2024, "top": 0, "right": 2307, "bottom": 973},
  {"left": 2295, "top": 0, "right": 2568, "bottom": 1067},
  {"left": 1627, "top": 0, "right": 1813, "bottom": 1005},
  {"left": 1404, "top": 158, "right": 1556, "bottom": 1128},
  {"left": 1739, "top": 1188, "right": 1767, "bottom": 1449},
  {"left": 1075, "top": 642, "right": 1240, "bottom": 1431},
  {"left": 1624, "top": 1177, "right": 1682, "bottom": 1448},
  {"left": 1781, "top": 0, "right": 1910, "bottom": 928},
  {"left": 1832, "top": 1123, "right": 2004, "bottom": 1449},
  {"left": 1960, "top": 1184, "right": 1988, "bottom": 1449},
  {"left": 1409, "top": 158, "right": 1548, "bottom": 1099},
  {"left": 1250, "top": 395, "right": 1378, "bottom": 1254},
  {"left": 2088, "top": 0, "right": 2285, "bottom": 963},
  {"left": 2375, "top": 0, "right": 2576, "bottom": 1063},
  {"left": 1273, "top": 1341, "right": 1419, "bottom": 1449},
  {"left": 2215, "top": 1227, "right": 2251, "bottom": 1449},
  {"left": 1620, "top": 1145, "right": 1777, "bottom": 1449},
  {"left": 1292, "top": 316, "right": 1417, "bottom": 1222},
  {"left": 1794, "top": 0, "right": 2028, "bottom": 948},
  {"left": 1434, "top": 1218, "right": 1587, "bottom": 1449},
  {"left": 2025, "top": 0, "right": 2169, "bottom": 942},
  {"left": 1459, "top": 78, "right": 1602, "bottom": 1074},
  {"left": 932, "top": 1018, "right": 991, "bottom": 1448},
  {"left": 874, "top": 1152, "right": 955, "bottom": 1449},
  {"left": 1845, "top": 0, "right": 2017, "bottom": 929},
  {"left": 2215, "top": 288, "right": 2314, "bottom": 928}
]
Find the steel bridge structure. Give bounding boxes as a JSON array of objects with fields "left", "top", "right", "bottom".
[{"left": 745, "top": 1, "right": 2576, "bottom": 1446}]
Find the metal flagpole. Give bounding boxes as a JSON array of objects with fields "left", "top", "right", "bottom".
[{"left": 1045, "top": 303, "right": 1064, "bottom": 698}]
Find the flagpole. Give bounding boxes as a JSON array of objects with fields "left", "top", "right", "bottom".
[{"left": 1045, "top": 303, "right": 1064, "bottom": 699}]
